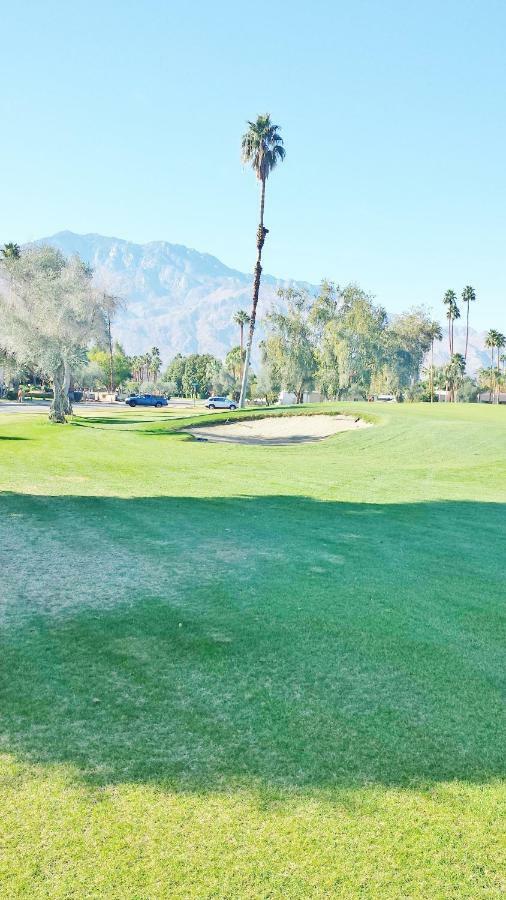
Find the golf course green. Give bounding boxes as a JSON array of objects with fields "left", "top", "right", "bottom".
[{"left": 1, "top": 402, "right": 505, "bottom": 898}]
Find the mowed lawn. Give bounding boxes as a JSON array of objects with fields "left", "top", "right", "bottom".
[{"left": 0, "top": 402, "right": 505, "bottom": 898}]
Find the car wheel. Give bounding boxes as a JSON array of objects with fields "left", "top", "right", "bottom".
[
  {"left": 129, "top": 400, "right": 137, "bottom": 407},
  {"left": 229, "top": 404, "right": 237, "bottom": 410},
  {"left": 209, "top": 404, "right": 215, "bottom": 409},
  {"left": 155, "top": 402, "right": 162, "bottom": 408}
]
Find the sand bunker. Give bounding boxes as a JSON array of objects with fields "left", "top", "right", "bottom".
[{"left": 185, "top": 414, "right": 370, "bottom": 445}]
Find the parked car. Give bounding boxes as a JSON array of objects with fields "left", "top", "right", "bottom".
[
  {"left": 125, "top": 394, "right": 168, "bottom": 408},
  {"left": 205, "top": 396, "right": 237, "bottom": 410}
]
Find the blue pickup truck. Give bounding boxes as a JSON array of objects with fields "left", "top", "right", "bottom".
[{"left": 125, "top": 394, "right": 168, "bottom": 408}]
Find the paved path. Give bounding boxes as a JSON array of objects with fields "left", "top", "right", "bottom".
[{"left": 0, "top": 400, "right": 207, "bottom": 415}]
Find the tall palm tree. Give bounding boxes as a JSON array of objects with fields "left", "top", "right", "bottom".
[
  {"left": 239, "top": 114, "right": 285, "bottom": 407},
  {"left": 1, "top": 242, "right": 20, "bottom": 259},
  {"left": 445, "top": 352, "right": 466, "bottom": 402},
  {"left": 495, "top": 333, "right": 506, "bottom": 402},
  {"left": 233, "top": 309, "right": 250, "bottom": 380},
  {"left": 485, "top": 330, "right": 498, "bottom": 402},
  {"left": 461, "top": 285, "right": 476, "bottom": 361},
  {"left": 443, "top": 290, "right": 459, "bottom": 356},
  {"left": 427, "top": 321, "right": 443, "bottom": 402}
]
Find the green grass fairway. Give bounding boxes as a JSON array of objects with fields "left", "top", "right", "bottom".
[{"left": 1, "top": 403, "right": 505, "bottom": 898}]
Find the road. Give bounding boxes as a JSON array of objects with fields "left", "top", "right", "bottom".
[{"left": 0, "top": 399, "right": 208, "bottom": 415}]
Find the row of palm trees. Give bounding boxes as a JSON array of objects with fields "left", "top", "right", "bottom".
[
  {"left": 440, "top": 287, "right": 505, "bottom": 401},
  {"left": 131, "top": 347, "right": 162, "bottom": 384},
  {"left": 238, "top": 117, "right": 506, "bottom": 410},
  {"left": 442, "top": 286, "right": 476, "bottom": 360},
  {"left": 484, "top": 329, "right": 506, "bottom": 402}
]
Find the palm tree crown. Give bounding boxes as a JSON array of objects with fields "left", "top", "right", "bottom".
[
  {"left": 428, "top": 321, "right": 443, "bottom": 343},
  {"left": 462, "top": 285, "right": 476, "bottom": 306},
  {"left": 1, "top": 242, "right": 21, "bottom": 259},
  {"left": 462, "top": 285, "right": 476, "bottom": 361},
  {"left": 241, "top": 114, "right": 285, "bottom": 182},
  {"left": 233, "top": 310, "right": 250, "bottom": 327}
]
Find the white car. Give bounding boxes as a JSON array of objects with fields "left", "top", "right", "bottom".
[{"left": 205, "top": 396, "right": 237, "bottom": 410}]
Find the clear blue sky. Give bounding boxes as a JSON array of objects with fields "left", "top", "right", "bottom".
[{"left": 1, "top": 0, "right": 505, "bottom": 330}]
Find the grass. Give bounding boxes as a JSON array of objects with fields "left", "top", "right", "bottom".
[{"left": 0, "top": 402, "right": 505, "bottom": 898}]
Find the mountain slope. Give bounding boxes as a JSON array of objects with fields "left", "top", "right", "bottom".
[
  {"left": 35, "top": 232, "right": 491, "bottom": 374},
  {"left": 37, "top": 231, "right": 312, "bottom": 364}
]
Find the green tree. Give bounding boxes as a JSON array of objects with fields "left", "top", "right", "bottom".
[
  {"left": 320, "top": 285, "right": 387, "bottom": 399},
  {"left": 444, "top": 353, "right": 466, "bottom": 402},
  {"left": 89, "top": 342, "right": 131, "bottom": 389},
  {"left": 225, "top": 345, "right": 243, "bottom": 382},
  {"left": 485, "top": 329, "right": 503, "bottom": 402},
  {"left": 164, "top": 354, "right": 186, "bottom": 395},
  {"left": 149, "top": 347, "right": 162, "bottom": 381},
  {"left": 239, "top": 114, "right": 286, "bottom": 407},
  {"left": 427, "top": 320, "right": 443, "bottom": 402},
  {"left": 167, "top": 353, "right": 222, "bottom": 398},
  {"left": 461, "top": 285, "right": 476, "bottom": 362},
  {"left": 262, "top": 288, "right": 317, "bottom": 404},
  {"left": 383, "top": 308, "right": 434, "bottom": 396},
  {"left": 0, "top": 246, "right": 115, "bottom": 422},
  {"left": 1, "top": 243, "right": 20, "bottom": 259}
]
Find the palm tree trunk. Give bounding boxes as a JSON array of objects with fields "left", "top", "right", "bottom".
[
  {"left": 465, "top": 302, "right": 470, "bottom": 361},
  {"left": 430, "top": 340, "right": 434, "bottom": 403},
  {"left": 239, "top": 177, "right": 267, "bottom": 408},
  {"left": 239, "top": 322, "right": 244, "bottom": 382}
]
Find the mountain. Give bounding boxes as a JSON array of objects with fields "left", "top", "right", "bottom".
[
  {"left": 431, "top": 326, "right": 492, "bottom": 375},
  {"left": 34, "top": 232, "right": 491, "bottom": 375},
  {"left": 36, "top": 231, "right": 313, "bottom": 365}
]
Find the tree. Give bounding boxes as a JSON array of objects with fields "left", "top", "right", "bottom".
[
  {"left": 88, "top": 341, "right": 131, "bottom": 389},
  {"left": 225, "top": 345, "right": 243, "bottom": 382},
  {"left": 162, "top": 353, "right": 223, "bottom": 398},
  {"left": 383, "top": 308, "right": 434, "bottom": 395},
  {"left": 0, "top": 246, "right": 115, "bottom": 422},
  {"left": 239, "top": 114, "right": 285, "bottom": 407},
  {"left": 317, "top": 285, "right": 387, "bottom": 399},
  {"left": 444, "top": 353, "right": 466, "bottom": 402},
  {"left": 164, "top": 354, "right": 186, "bottom": 395},
  {"left": 427, "top": 321, "right": 443, "bottom": 402},
  {"left": 495, "top": 333, "right": 506, "bottom": 402},
  {"left": 1, "top": 243, "right": 20, "bottom": 259},
  {"left": 461, "top": 285, "right": 476, "bottom": 361},
  {"left": 262, "top": 288, "right": 317, "bottom": 403},
  {"left": 485, "top": 329, "right": 503, "bottom": 402},
  {"left": 443, "top": 290, "right": 459, "bottom": 356},
  {"left": 149, "top": 347, "right": 162, "bottom": 381},
  {"left": 233, "top": 310, "right": 250, "bottom": 380}
]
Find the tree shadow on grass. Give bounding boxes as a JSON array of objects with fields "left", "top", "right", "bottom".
[
  {"left": 0, "top": 491, "right": 505, "bottom": 792},
  {"left": 0, "top": 435, "right": 29, "bottom": 440}
]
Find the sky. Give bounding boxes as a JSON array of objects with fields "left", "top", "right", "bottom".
[{"left": 1, "top": 0, "right": 505, "bottom": 330}]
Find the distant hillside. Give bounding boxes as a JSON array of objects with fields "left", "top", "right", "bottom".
[
  {"left": 34, "top": 232, "right": 490, "bottom": 374},
  {"left": 36, "top": 231, "right": 313, "bottom": 365},
  {"left": 431, "top": 326, "right": 491, "bottom": 375}
]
